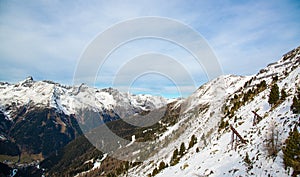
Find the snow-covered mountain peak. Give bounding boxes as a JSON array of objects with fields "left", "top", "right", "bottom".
[
  {"left": 23, "top": 76, "right": 34, "bottom": 82},
  {"left": 18, "top": 75, "right": 35, "bottom": 87},
  {"left": 181, "top": 74, "right": 249, "bottom": 114},
  {"left": 0, "top": 79, "right": 168, "bottom": 120}
]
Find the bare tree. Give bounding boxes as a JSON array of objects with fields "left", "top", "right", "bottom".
[{"left": 264, "top": 120, "right": 281, "bottom": 157}]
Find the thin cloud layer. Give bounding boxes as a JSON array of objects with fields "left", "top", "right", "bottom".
[{"left": 0, "top": 0, "right": 299, "bottom": 98}]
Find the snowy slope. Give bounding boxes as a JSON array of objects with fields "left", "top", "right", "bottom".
[
  {"left": 124, "top": 74, "right": 250, "bottom": 177},
  {"left": 154, "top": 69, "right": 299, "bottom": 177},
  {"left": 124, "top": 46, "right": 300, "bottom": 177}
]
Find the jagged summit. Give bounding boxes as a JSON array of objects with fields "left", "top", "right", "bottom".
[{"left": 25, "top": 76, "right": 33, "bottom": 81}]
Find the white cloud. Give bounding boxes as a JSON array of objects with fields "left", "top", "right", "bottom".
[{"left": 0, "top": 0, "right": 299, "bottom": 97}]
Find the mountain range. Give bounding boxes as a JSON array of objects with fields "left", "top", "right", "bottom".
[{"left": 0, "top": 46, "right": 299, "bottom": 177}]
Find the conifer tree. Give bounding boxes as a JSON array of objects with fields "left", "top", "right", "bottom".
[
  {"left": 179, "top": 142, "right": 186, "bottom": 156},
  {"left": 172, "top": 148, "right": 178, "bottom": 159},
  {"left": 272, "top": 75, "right": 278, "bottom": 82},
  {"left": 152, "top": 168, "right": 158, "bottom": 176},
  {"left": 281, "top": 89, "right": 287, "bottom": 101},
  {"left": 170, "top": 148, "right": 179, "bottom": 166},
  {"left": 268, "top": 84, "right": 279, "bottom": 106},
  {"left": 189, "top": 135, "right": 197, "bottom": 149},
  {"left": 283, "top": 126, "right": 300, "bottom": 176},
  {"left": 159, "top": 161, "right": 165, "bottom": 171},
  {"left": 259, "top": 80, "right": 267, "bottom": 90},
  {"left": 291, "top": 88, "right": 300, "bottom": 114}
]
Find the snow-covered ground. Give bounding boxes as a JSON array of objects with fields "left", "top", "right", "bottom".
[{"left": 124, "top": 46, "right": 300, "bottom": 177}]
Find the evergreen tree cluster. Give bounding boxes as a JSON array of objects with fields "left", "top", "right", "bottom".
[
  {"left": 102, "top": 161, "right": 135, "bottom": 177},
  {"left": 283, "top": 126, "right": 300, "bottom": 177},
  {"left": 149, "top": 161, "right": 167, "bottom": 176},
  {"left": 227, "top": 80, "right": 267, "bottom": 117},
  {"left": 268, "top": 84, "right": 288, "bottom": 107},
  {"left": 291, "top": 87, "right": 300, "bottom": 114},
  {"left": 170, "top": 142, "right": 188, "bottom": 166},
  {"left": 167, "top": 136, "right": 198, "bottom": 170}
]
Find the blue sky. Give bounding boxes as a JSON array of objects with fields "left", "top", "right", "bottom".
[{"left": 0, "top": 0, "right": 299, "bottom": 98}]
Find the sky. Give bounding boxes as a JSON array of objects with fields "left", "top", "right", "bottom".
[{"left": 0, "top": 0, "right": 299, "bottom": 98}]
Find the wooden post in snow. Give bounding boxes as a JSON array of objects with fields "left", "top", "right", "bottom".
[
  {"left": 231, "top": 130, "right": 234, "bottom": 150},
  {"left": 252, "top": 111, "right": 263, "bottom": 126},
  {"left": 230, "top": 125, "right": 246, "bottom": 150}
]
